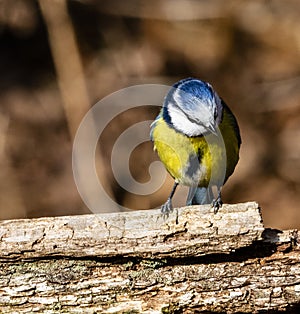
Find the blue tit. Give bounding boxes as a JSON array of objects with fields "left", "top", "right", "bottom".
[{"left": 150, "top": 78, "right": 241, "bottom": 215}]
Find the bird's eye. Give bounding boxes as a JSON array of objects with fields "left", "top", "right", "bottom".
[{"left": 214, "top": 108, "right": 218, "bottom": 120}]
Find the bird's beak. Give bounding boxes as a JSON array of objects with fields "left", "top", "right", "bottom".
[{"left": 207, "top": 122, "right": 218, "bottom": 136}]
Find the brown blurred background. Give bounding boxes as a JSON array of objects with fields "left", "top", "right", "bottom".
[{"left": 0, "top": 0, "right": 299, "bottom": 229}]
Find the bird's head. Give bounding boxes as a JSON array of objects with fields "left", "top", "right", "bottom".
[{"left": 163, "top": 78, "right": 223, "bottom": 136}]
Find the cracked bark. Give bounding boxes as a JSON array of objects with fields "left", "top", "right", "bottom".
[{"left": 0, "top": 202, "right": 299, "bottom": 313}]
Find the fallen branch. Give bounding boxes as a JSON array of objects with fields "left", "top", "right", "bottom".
[{"left": 0, "top": 202, "right": 299, "bottom": 313}]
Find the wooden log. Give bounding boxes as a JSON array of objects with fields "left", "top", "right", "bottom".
[
  {"left": 0, "top": 202, "right": 299, "bottom": 313},
  {"left": 0, "top": 202, "right": 263, "bottom": 260}
]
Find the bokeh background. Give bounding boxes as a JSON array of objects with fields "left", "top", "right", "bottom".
[{"left": 0, "top": 0, "right": 299, "bottom": 229}]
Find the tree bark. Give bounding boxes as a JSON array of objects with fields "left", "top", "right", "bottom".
[{"left": 0, "top": 202, "right": 299, "bottom": 313}]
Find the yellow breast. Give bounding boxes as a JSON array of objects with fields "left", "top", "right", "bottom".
[{"left": 151, "top": 107, "right": 240, "bottom": 187}]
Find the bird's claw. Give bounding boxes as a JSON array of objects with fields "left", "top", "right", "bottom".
[
  {"left": 161, "top": 198, "right": 173, "bottom": 218},
  {"left": 212, "top": 196, "right": 223, "bottom": 214}
]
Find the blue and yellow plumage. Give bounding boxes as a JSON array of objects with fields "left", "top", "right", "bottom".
[{"left": 150, "top": 78, "right": 241, "bottom": 214}]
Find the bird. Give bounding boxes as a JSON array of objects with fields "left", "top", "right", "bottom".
[{"left": 150, "top": 78, "right": 241, "bottom": 215}]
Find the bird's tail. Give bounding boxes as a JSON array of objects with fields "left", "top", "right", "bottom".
[{"left": 186, "top": 186, "right": 214, "bottom": 205}]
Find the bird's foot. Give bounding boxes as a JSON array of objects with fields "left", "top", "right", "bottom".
[
  {"left": 211, "top": 195, "right": 223, "bottom": 214},
  {"left": 161, "top": 198, "right": 173, "bottom": 218}
]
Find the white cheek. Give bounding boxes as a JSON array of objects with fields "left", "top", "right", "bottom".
[{"left": 169, "top": 107, "right": 206, "bottom": 136}]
